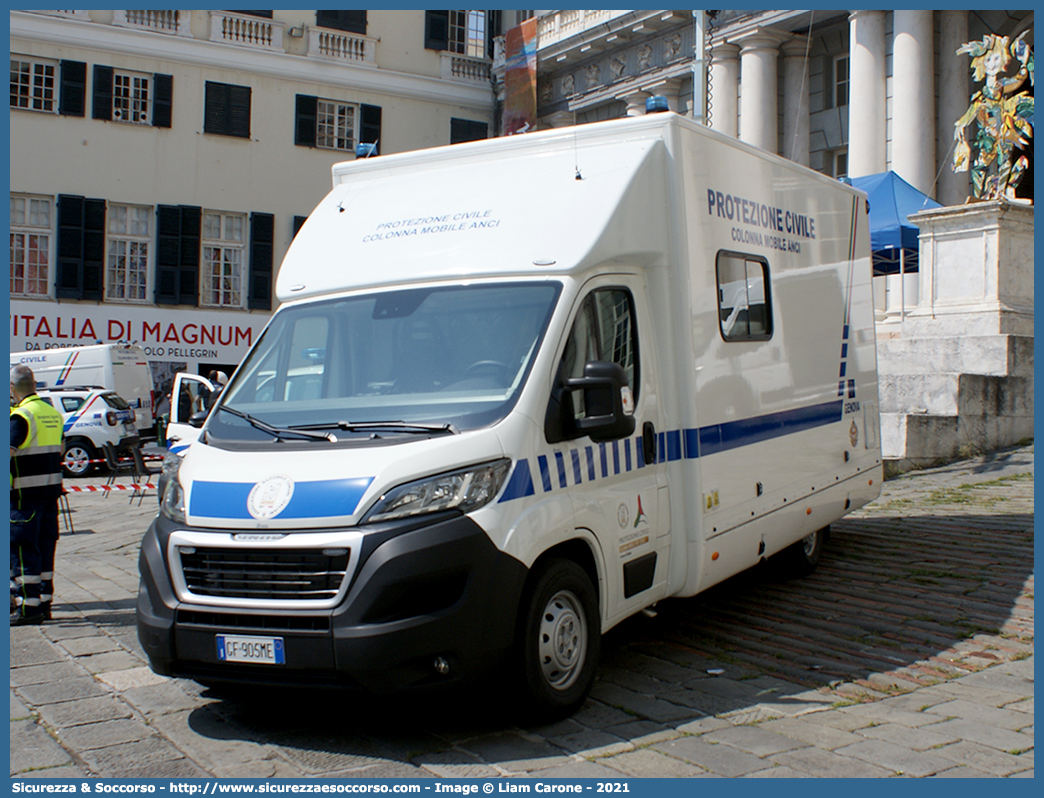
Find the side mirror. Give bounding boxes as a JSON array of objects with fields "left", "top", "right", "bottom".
[
  {"left": 564, "top": 361, "right": 636, "bottom": 443},
  {"left": 188, "top": 409, "right": 209, "bottom": 428}
]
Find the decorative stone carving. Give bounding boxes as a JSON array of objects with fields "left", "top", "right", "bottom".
[
  {"left": 609, "top": 57, "right": 626, "bottom": 79},
  {"left": 584, "top": 63, "right": 601, "bottom": 88},
  {"left": 562, "top": 74, "right": 574, "bottom": 95},
  {"left": 637, "top": 44, "right": 652, "bottom": 70},
  {"left": 664, "top": 34, "right": 682, "bottom": 59}
]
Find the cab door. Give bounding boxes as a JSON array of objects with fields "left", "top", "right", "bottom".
[
  {"left": 164, "top": 373, "right": 214, "bottom": 453},
  {"left": 548, "top": 277, "right": 670, "bottom": 624}
]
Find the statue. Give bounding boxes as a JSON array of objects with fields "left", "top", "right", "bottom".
[{"left": 953, "top": 32, "right": 1034, "bottom": 201}]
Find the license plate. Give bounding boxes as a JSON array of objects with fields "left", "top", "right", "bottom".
[{"left": 216, "top": 634, "right": 285, "bottom": 665}]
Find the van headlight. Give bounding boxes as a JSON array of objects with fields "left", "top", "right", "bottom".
[
  {"left": 160, "top": 456, "right": 186, "bottom": 523},
  {"left": 363, "top": 459, "right": 511, "bottom": 524}
]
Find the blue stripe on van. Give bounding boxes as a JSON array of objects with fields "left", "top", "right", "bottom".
[
  {"left": 499, "top": 459, "right": 536, "bottom": 502},
  {"left": 497, "top": 399, "right": 847, "bottom": 503},
  {"left": 694, "top": 400, "right": 843, "bottom": 457},
  {"left": 554, "top": 451, "right": 567, "bottom": 488},
  {"left": 537, "top": 455, "right": 552, "bottom": 492},
  {"left": 666, "top": 430, "right": 682, "bottom": 461},
  {"left": 189, "top": 477, "right": 374, "bottom": 520},
  {"left": 571, "top": 449, "right": 583, "bottom": 484}
]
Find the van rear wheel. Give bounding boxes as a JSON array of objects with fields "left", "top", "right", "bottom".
[
  {"left": 62, "top": 439, "right": 97, "bottom": 478},
  {"left": 781, "top": 525, "right": 829, "bottom": 577},
  {"left": 517, "top": 558, "right": 600, "bottom": 721}
]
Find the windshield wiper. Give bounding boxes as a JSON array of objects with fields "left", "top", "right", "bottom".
[
  {"left": 291, "top": 420, "right": 460, "bottom": 435},
  {"left": 218, "top": 406, "right": 337, "bottom": 442}
]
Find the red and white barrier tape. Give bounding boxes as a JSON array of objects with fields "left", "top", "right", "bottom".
[{"left": 65, "top": 483, "right": 156, "bottom": 492}]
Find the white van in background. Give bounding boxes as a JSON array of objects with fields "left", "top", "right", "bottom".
[
  {"left": 11, "top": 343, "right": 155, "bottom": 438},
  {"left": 137, "top": 113, "right": 882, "bottom": 720}
]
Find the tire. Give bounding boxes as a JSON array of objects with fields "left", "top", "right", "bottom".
[
  {"left": 516, "top": 558, "right": 600, "bottom": 721},
  {"left": 62, "top": 438, "right": 97, "bottom": 478},
  {"left": 781, "top": 525, "right": 829, "bottom": 577}
]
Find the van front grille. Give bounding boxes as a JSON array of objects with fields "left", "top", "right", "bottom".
[{"left": 177, "top": 547, "right": 350, "bottom": 601}]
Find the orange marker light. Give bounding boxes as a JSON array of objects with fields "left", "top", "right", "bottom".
[
  {"left": 711, "top": 552, "right": 719, "bottom": 561},
  {"left": 806, "top": 507, "right": 812, "bottom": 515}
]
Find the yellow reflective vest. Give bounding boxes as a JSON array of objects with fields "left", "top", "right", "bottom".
[{"left": 11, "top": 395, "right": 64, "bottom": 504}]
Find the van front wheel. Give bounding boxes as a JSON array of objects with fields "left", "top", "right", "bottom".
[{"left": 517, "top": 558, "right": 600, "bottom": 721}]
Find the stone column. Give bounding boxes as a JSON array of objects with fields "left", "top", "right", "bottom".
[
  {"left": 892, "top": 10, "right": 936, "bottom": 196},
  {"left": 848, "top": 10, "right": 887, "bottom": 177},
  {"left": 708, "top": 42, "right": 739, "bottom": 136},
  {"left": 781, "top": 35, "right": 810, "bottom": 165},
  {"left": 734, "top": 28, "right": 790, "bottom": 153},
  {"left": 618, "top": 90, "right": 651, "bottom": 117},
  {"left": 937, "top": 10, "right": 971, "bottom": 206}
]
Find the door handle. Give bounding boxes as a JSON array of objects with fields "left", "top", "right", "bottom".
[{"left": 643, "top": 421, "right": 657, "bottom": 465}]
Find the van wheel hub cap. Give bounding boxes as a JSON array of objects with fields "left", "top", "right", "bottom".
[{"left": 538, "top": 589, "right": 586, "bottom": 691}]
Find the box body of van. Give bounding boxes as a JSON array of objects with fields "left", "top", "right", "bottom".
[
  {"left": 137, "top": 114, "right": 881, "bottom": 717},
  {"left": 12, "top": 343, "right": 155, "bottom": 438}
]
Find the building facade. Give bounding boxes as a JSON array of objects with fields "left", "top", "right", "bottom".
[
  {"left": 10, "top": 9, "right": 505, "bottom": 384},
  {"left": 525, "top": 9, "right": 1033, "bottom": 206}
]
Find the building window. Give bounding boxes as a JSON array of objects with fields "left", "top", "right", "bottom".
[
  {"left": 202, "top": 211, "right": 246, "bottom": 307},
  {"left": 449, "top": 10, "right": 487, "bottom": 57},
  {"left": 10, "top": 57, "right": 57, "bottom": 113},
  {"left": 833, "top": 55, "right": 849, "bottom": 108},
  {"left": 204, "top": 81, "right": 251, "bottom": 138},
  {"left": 112, "top": 70, "right": 150, "bottom": 124},
  {"left": 425, "top": 10, "right": 493, "bottom": 57},
  {"left": 106, "top": 204, "right": 151, "bottom": 301},
  {"left": 295, "top": 95, "right": 381, "bottom": 153},
  {"left": 10, "top": 194, "right": 52, "bottom": 297},
  {"left": 716, "top": 251, "right": 773, "bottom": 341},
  {"left": 830, "top": 148, "right": 849, "bottom": 179},
  {"left": 317, "top": 99, "right": 357, "bottom": 151}
]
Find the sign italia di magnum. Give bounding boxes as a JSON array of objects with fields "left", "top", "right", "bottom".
[{"left": 9, "top": 300, "right": 270, "bottom": 364}]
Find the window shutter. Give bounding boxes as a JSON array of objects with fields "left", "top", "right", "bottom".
[
  {"left": 292, "top": 216, "right": 308, "bottom": 238},
  {"left": 58, "top": 60, "right": 86, "bottom": 117},
  {"left": 228, "top": 84, "right": 251, "bottom": 138},
  {"left": 294, "top": 94, "right": 317, "bottom": 147},
  {"left": 424, "top": 10, "right": 449, "bottom": 50},
  {"left": 152, "top": 73, "right": 173, "bottom": 128},
  {"left": 155, "top": 205, "right": 181, "bottom": 304},
  {"left": 204, "top": 82, "right": 229, "bottom": 135},
  {"left": 451, "top": 118, "right": 488, "bottom": 144},
  {"left": 92, "top": 65, "right": 113, "bottom": 121},
  {"left": 57, "top": 195, "right": 85, "bottom": 299},
  {"left": 360, "top": 104, "right": 381, "bottom": 153},
  {"left": 248, "top": 212, "right": 274, "bottom": 310},
  {"left": 316, "top": 10, "right": 367, "bottom": 34},
  {"left": 486, "top": 10, "right": 501, "bottom": 60},
  {"left": 155, "top": 205, "right": 200, "bottom": 305},
  {"left": 82, "top": 199, "right": 106, "bottom": 301},
  {"left": 55, "top": 195, "right": 105, "bottom": 300}
]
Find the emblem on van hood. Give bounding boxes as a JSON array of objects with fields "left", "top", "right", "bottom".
[{"left": 247, "top": 475, "right": 295, "bottom": 520}]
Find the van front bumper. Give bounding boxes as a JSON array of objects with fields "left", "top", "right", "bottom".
[{"left": 136, "top": 511, "right": 527, "bottom": 692}]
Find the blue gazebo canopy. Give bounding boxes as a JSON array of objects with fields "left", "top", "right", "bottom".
[{"left": 842, "top": 171, "right": 942, "bottom": 275}]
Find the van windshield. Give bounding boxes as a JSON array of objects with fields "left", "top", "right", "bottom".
[{"left": 209, "top": 282, "right": 561, "bottom": 442}]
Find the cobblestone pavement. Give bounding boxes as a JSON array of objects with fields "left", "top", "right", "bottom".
[{"left": 10, "top": 445, "right": 1034, "bottom": 778}]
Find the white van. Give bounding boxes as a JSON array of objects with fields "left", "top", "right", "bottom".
[
  {"left": 11, "top": 343, "right": 155, "bottom": 438},
  {"left": 137, "top": 113, "right": 882, "bottom": 719}
]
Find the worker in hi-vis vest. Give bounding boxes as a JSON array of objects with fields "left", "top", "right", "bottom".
[{"left": 10, "top": 365, "right": 64, "bottom": 625}]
